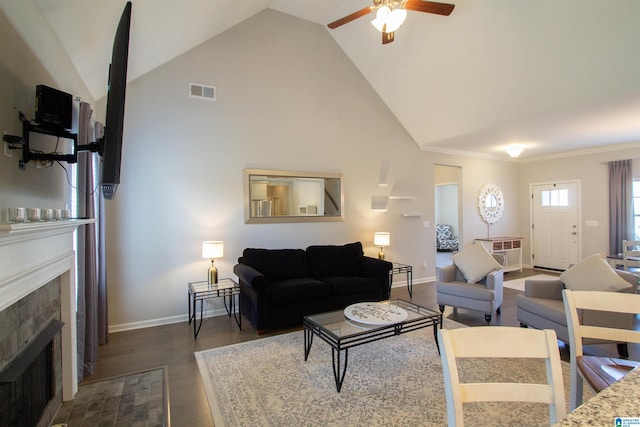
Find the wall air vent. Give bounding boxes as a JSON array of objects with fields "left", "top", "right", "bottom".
[{"left": 189, "top": 82, "right": 216, "bottom": 101}]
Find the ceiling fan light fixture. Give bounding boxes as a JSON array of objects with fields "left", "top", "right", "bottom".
[
  {"left": 371, "top": 6, "right": 407, "bottom": 33},
  {"left": 371, "top": 6, "right": 391, "bottom": 32},
  {"left": 386, "top": 8, "right": 407, "bottom": 32},
  {"left": 505, "top": 144, "right": 525, "bottom": 158}
]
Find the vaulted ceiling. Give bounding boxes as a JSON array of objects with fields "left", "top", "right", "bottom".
[{"left": 9, "top": 0, "right": 640, "bottom": 160}]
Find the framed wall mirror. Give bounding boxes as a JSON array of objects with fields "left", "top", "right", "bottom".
[
  {"left": 478, "top": 183, "right": 504, "bottom": 224},
  {"left": 244, "top": 169, "right": 344, "bottom": 223}
]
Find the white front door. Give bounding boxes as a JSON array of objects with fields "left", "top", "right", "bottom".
[{"left": 531, "top": 182, "right": 580, "bottom": 270}]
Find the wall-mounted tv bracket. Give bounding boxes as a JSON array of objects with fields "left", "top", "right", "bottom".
[{"left": 15, "top": 111, "right": 103, "bottom": 170}]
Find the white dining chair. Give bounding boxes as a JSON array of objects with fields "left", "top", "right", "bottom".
[
  {"left": 562, "top": 289, "right": 640, "bottom": 410},
  {"left": 622, "top": 239, "right": 640, "bottom": 272},
  {"left": 438, "top": 326, "right": 566, "bottom": 426}
]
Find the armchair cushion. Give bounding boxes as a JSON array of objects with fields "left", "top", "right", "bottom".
[
  {"left": 559, "top": 254, "right": 633, "bottom": 292},
  {"left": 452, "top": 243, "right": 502, "bottom": 283}
]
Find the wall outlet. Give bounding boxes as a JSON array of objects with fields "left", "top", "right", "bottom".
[
  {"left": 423, "top": 261, "right": 427, "bottom": 268},
  {"left": 423, "top": 220, "right": 430, "bottom": 228}
]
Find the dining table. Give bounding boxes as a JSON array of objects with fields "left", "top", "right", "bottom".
[{"left": 554, "top": 366, "right": 640, "bottom": 425}]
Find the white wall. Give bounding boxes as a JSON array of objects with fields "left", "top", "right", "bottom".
[{"left": 435, "top": 185, "right": 459, "bottom": 235}]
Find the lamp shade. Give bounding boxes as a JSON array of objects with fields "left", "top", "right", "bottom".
[
  {"left": 374, "top": 232, "right": 390, "bottom": 247},
  {"left": 202, "top": 241, "right": 224, "bottom": 259}
]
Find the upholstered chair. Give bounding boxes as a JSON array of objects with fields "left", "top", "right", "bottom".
[
  {"left": 436, "top": 224, "right": 459, "bottom": 252},
  {"left": 516, "top": 254, "right": 638, "bottom": 358},
  {"left": 436, "top": 244, "right": 505, "bottom": 323}
]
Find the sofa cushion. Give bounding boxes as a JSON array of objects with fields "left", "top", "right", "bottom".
[
  {"left": 268, "top": 278, "right": 331, "bottom": 305},
  {"left": 242, "top": 248, "right": 310, "bottom": 282},
  {"left": 436, "top": 281, "right": 495, "bottom": 302},
  {"left": 306, "top": 242, "right": 363, "bottom": 278},
  {"left": 452, "top": 243, "right": 502, "bottom": 283},
  {"left": 560, "top": 254, "right": 632, "bottom": 292},
  {"left": 516, "top": 295, "right": 567, "bottom": 326},
  {"left": 322, "top": 276, "right": 381, "bottom": 296}
]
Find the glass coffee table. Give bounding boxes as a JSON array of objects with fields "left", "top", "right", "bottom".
[{"left": 303, "top": 299, "right": 442, "bottom": 392}]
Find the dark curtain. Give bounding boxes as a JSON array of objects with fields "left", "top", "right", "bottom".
[
  {"left": 95, "top": 121, "right": 108, "bottom": 346},
  {"left": 609, "top": 159, "right": 633, "bottom": 255},
  {"left": 76, "top": 102, "right": 108, "bottom": 382}
]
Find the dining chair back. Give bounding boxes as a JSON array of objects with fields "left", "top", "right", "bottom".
[
  {"left": 438, "top": 326, "right": 566, "bottom": 426},
  {"left": 562, "top": 289, "right": 640, "bottom": 410},
  {"left": 622, "top": 239, "right": 640, "bottom": 272}
]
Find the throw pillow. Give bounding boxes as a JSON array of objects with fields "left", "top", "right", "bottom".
[
  {"left": 452, "top": 243, "right": 502, "bottom": 283},
  {"left": 559, "top": 254, "right": 632, "bottom": 292}
]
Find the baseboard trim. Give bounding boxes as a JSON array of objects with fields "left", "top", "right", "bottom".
[
  {"left": 109, "top": 306, "right": 233, "bottom": 333},
  {"left": 111, "top": 278, "right": 437, "bottom": 333}
]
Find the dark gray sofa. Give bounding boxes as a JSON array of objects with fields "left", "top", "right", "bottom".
[{"left": 233, "top": 242, "right": 392, "bottom": 332}]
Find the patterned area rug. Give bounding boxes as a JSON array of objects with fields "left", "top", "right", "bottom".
[
  {"left": 503, "top": 274, "right": 558, "bottom": 291},
  {"left": 195, "top": 321, "right": 587, "bottom": 426},
  {"left": 52, "top": 367, "right": 169, "bottom": 427}
]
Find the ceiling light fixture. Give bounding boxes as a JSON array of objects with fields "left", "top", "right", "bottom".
[
  {"left": 505, "top": 144, "right": 525, "bottom": 158},
  {"left": 371, "top": 5, "right": 407, "bottom": 33}
]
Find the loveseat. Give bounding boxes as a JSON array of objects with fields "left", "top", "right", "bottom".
[{"left": 233, "top": 242, "right": 392, "bottom": 332}]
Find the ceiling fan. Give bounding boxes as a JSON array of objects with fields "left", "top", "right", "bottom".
[{"left": 327, "top": 0, "right": 455, "bottom": 45}]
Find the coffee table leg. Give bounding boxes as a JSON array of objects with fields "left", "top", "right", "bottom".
[
  {"left": 331, "top": 348, "right": 349, "bottom": 393},
  {"left": 433, "top": 319, "right": 442, "bottom": 354},
  {"left": 304, "top": 326, "right": 314, "bottom": 361}
]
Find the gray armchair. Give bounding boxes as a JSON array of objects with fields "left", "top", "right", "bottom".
[
  {"left": 516, "top": 269, "right": 638, "bottom": 357},
  {"left": 436, "top": 254, "right": 504, "bottom": 323}
]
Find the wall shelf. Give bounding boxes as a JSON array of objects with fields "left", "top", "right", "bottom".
[{"left": 388, "top": 195, "right": 415, "bottom": 200}]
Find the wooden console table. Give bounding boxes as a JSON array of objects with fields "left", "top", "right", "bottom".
[{"left": 476, "top": 237, "right": 523, "bottom": 272}]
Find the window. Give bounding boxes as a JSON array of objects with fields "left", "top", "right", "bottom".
[
  {"left": 540, "top": 189, "right": 568, "bottom": 207},
  {"left": 633, "top": 181, "right": 640, "bottom": 240}
]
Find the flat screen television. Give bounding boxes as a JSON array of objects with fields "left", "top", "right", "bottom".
[{"left": 100, "top": 1, "right": 132, "bottom": 200}]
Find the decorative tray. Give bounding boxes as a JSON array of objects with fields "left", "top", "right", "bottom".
[{"left": 344, "top": 302, "right": 408, "bottom": 326}]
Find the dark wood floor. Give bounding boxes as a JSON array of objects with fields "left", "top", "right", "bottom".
[{"left": 86, "top": 269, "right": 638, "bottom": 426}]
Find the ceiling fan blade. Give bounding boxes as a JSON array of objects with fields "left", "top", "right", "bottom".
[
  {"left": 382, "top": 31, "right": 395, "bottom": 44},
  {"left": 327, "top": 7, "right": 374, "bottom": 29},
  {"left": 404, "top": 0, "right": 455, "bottom": 16}
]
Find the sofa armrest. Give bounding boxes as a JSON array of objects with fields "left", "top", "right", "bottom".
[
  {"left": 485, "top": 269, "right": 504, "bottom": 291},
  {"left": 524, "top": 278, "right": 564, "bottom": 300},
  {"left": 361, "top": 256, "right": 393, "bottom": 299},
  {"left": 233, "top": 263, "right": 268, "bottom": 293}
]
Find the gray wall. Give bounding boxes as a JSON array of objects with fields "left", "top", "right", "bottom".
[
  {"left": 518, "top": 149, "right": 640, "bottom": 263},
  {"left": 0, "top": 5, "right": 94, "bottom": 215}
]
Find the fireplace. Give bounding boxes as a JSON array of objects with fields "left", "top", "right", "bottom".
[
  {"left": 0, "top": 219, "right": 93, "bottom": 426},
  {"left": 0, "top": 311, "right": 62, "bottom": 427}
]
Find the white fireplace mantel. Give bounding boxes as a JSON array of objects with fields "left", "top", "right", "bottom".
[{"left": 0, "top": 218, "right": 94, "bottom": 400}]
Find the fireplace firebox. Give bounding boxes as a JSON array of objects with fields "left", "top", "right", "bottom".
[{"left": 0, "top": 320, "right": 62, "bottom": 427}]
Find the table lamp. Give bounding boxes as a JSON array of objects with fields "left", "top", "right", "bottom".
[
  {"left": 202, "top": 241, "right": 224, "bottom": 284},
  {"left": 374, "top": 232, "right": 390, "bottom": 260}
]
